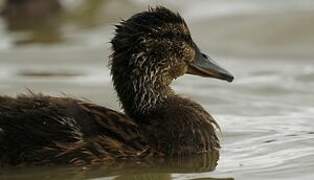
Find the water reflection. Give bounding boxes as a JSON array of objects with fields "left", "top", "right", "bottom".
[
  {"left": 0, "top": 0, "right": 124, "bottom": 45},
  {"left": 1, "top": 0, "right": 313, "bottom": 179},
  {"left": 66, "top": 0, "right": 111, "bottom": 27},
  {"left": 0, "top": 151, "right": 230, "bottom": 180},
  {"left": 17, "top": 69, "right": 84, "bottom": 78},
  {"left": 77, "top": 151, "right": 220, "bottom": 180},
  {"left": 0, "top": 0, "right": 63, "bottom": 44}
]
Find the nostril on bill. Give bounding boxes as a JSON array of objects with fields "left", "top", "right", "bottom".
[{"left": 202, "top": 53, "right": 208, "bottom": 59}]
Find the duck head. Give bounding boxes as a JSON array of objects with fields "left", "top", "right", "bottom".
[{"left": 110, "top": 6, "right": 233, "bottom": 116}]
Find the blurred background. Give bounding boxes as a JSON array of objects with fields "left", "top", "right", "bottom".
[{"left": 0, "top": 0, "right": 314, "bottom": 180}]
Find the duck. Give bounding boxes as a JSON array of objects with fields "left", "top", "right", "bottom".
[
  {"left": 0, "top": 0, "right": 63, "bottom": 44},
  {"left": 0, "top": 0, "right": 62, "bottom": 19},
  {"left": 0, "top": 6, "right": 233, "bottom": 166}
]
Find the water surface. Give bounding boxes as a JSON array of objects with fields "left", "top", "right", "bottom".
[{"left": 0, "top": 0, "right": 313, "bottom": 179}]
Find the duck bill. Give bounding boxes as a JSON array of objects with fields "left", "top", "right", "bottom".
[{"left": 187, "top": 50, "right": 234, "bottom": 82}]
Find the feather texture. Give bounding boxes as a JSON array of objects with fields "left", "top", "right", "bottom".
[{"left": 0, "top": 6, "right": 221, "bottom": 166}]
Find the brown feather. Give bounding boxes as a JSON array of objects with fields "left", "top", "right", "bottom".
[{"left": 0, "top": 6, "right": 222, "bottom": 166}]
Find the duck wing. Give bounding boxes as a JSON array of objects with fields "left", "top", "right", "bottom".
[{"left": 0, "top": 95, "right": 149, "bottom": 166}]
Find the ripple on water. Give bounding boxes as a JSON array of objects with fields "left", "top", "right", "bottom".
[
  {"left": 295, "top": 72, "right": 314, "bottom": 82},
  {"left": 17, "top": 70, "right": 85, "bottom": 78},
  {"left": 212, "top": 109, "right": 314, "bottom": 179}
]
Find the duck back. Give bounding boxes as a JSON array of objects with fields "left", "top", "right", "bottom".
[{"left": 0, "top": 95, "right": 147, "bottom": 166}]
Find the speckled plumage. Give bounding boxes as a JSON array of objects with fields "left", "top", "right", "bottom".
[
  {"left": 0, "top": 94, "right": 149, "bottom": 166},
  {"left": 0, "top": 7, "right": 223, "bottom": 166}
]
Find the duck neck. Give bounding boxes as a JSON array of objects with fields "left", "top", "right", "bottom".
[{"left": 113, "top": 71, "right": 173, "bottom": 118}]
